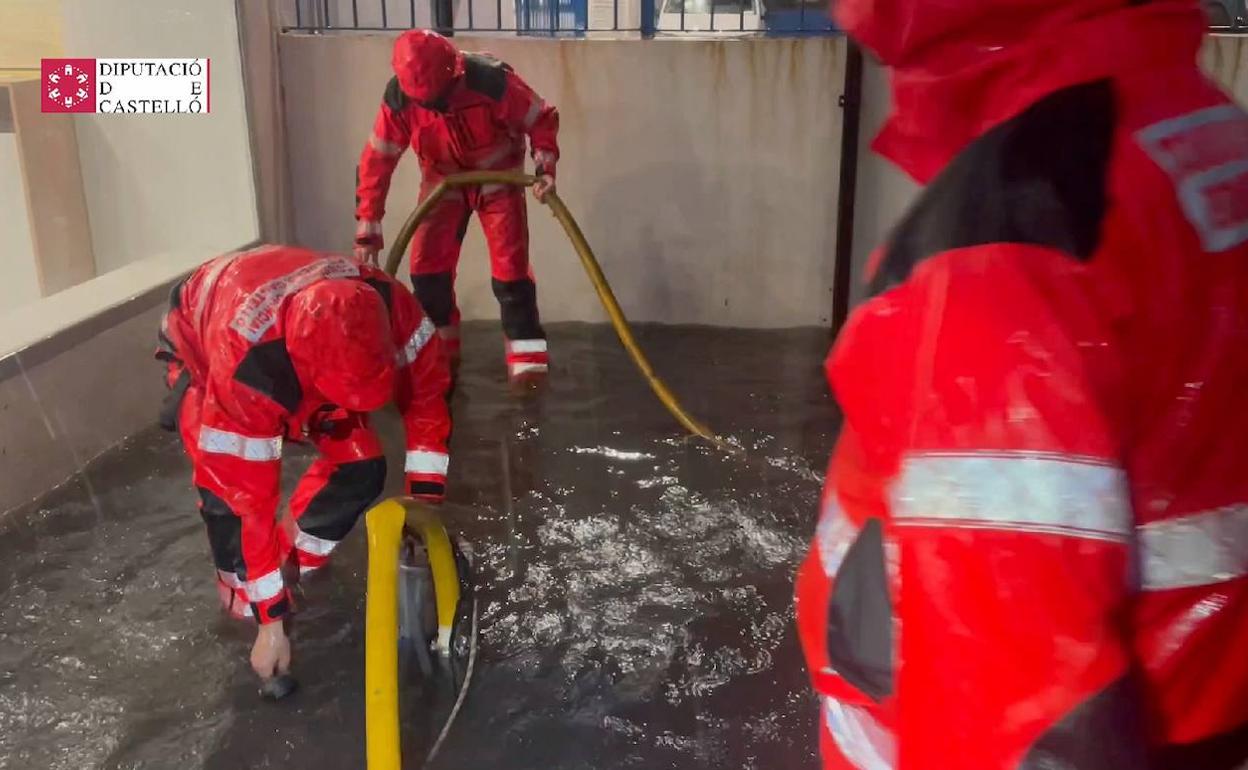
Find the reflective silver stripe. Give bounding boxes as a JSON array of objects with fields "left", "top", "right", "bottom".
[
  {"left": 192, "top": 252, "right": 242, "bottom": 329},
  {"left": 1176, "top": 158, "right": 1248, "bottom": 253},
  {"left": 1135, "top": 104, "right": 1245, "bottom": 165},
  {"left": 1136, "top": 104, "right": 1248, "bottom": 253},
  {"left": 245, "top": 569, "right": 284, "bottom": 603},
  {"left": 507, "top": 338, "right": 547, "bottom": 355},
  {"left": 198, "top": 427, "right": 282, "bottom": 462},
  {"left": 1140, "top": 503, "right": 1248, "bottom": 591},
  {"left": 295, "top": 528, "right": 338, "bottom": 557},
  {"left": 816, "top": 496, "right": 859, "bottom": 578},
  {"left": 891, "top": 451, "right": 1132, "bottom": 542},
  {"left": 474, "top": 144, "right": 519, "bottom": 173},
  {"left": 523, "top": 99, "right": 544, "bottom": 129},
  {"left": 405, "top": 450, "right": 449, "bottom": 476},
  {"left": 397, "top": 316, "right": 437, "bottom": 366},
  {"left": 356, "top": 219, "right": 382, "bottom": 237},
  {"left": 823, "top": 698, "right": 896, "bottom": 770},
  {"left": 230, "top": 256, "right": 360, "bottom": 342},
  {"left": 509, "top": 362, "right": 548, "bottom": 376},
  {"left": 369, "top": 133, "right": 404, "bottom": 156}
]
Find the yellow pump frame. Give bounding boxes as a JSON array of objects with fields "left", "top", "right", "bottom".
[{"left": 364, "top": 496, "right": 462, "bottom": 770}]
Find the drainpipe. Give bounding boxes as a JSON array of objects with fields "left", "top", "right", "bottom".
[
  {"left": 434, "top": 0, "right": 456, "bottom": 34},
  {"left": 831, "top": 41, "right": 863, "bottom": 340}
]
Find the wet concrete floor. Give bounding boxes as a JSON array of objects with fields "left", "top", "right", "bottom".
[{"left": 0, "top": 322, "right": 838, "bottom": 769}]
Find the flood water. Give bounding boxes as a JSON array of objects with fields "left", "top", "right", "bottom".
[{"left": 0, "top": 322, "right": 838, "bottom": 770}]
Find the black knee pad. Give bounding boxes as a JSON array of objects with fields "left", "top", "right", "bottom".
[
  {"left": 491, "top": 278, "right": 545, "bottom": 340},
  {"left": 297, "top": 457, "right": 387, "bottom": 542},
  {"left": 412, "top": 273, "right": 456, "bottom": 327},
  {"left": 198, "top": 487, "right": 244, "bottom": 575}
]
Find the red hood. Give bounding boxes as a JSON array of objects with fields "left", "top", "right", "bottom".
[
  {"left": 392, "top": 29, "right": 464, "bottom": 105},
  {"left": 834, "top": 0, "right": 1207, "bottom": 183},
  {"left": 286, "top": 279, "right": 396, "bottom": 413}
]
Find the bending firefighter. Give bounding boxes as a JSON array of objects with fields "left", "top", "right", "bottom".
[
  {"left": 796, "top": 0, "right": 1248, "bottom": 768},
  {"left": 156, "top": 245, "right": 452, "bottom": 681},
  {"left": 354, "top": 29, "right": 559, "bottom": 384}
]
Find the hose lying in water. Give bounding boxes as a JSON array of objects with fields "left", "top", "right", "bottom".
[{"left": 384, "top": 170, "right": 739, "bottom": 455}]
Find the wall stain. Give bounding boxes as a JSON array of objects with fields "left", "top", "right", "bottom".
[{"left": 555, "top": 40, "right": 583, "bottom": 132}]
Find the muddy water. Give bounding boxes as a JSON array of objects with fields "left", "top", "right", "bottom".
[{"left": 0, "top": 322, "right": 837, "bottom": 769}]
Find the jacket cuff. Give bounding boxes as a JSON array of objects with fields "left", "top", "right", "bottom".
[
  {"left": 246, "top": 570, "right": 291, "bottom": 624},
  {"left": 533, "top": 150, "right": 557, "bottom": 179},
  {"left": 355, "top": 219, "right": 383, "bottom": 247},
  {"left": 405, "top": 448, "right": 449, "bottom": 501},
  {"left": 407, "top": 476, "right": 446, "bottom": 501}
]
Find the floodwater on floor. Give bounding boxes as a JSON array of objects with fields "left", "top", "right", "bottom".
[{"left": 0, "top": 322, "right": 838, "bottom": 770}]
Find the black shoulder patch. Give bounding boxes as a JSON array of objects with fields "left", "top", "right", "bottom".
[
  {"left": 233, "top": 339, "right": 303, "bottom": 413},
  {"left": 869, "top": 79, "right": 1116, "bottom": 298},
  {"left": 363, "top": 277, "right": 394, "bottom": 313},
  {"left": 463, "top": 54, "right": 509, "bottom": 101},
  {"left": 383, "top": 76, "right": 410, "bottom": 112}
]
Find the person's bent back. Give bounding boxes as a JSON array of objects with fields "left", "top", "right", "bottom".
[{"left": 157, "top": 245, "right": 452, "bottom": 684}]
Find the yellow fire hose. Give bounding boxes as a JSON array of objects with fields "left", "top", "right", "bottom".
[
  {"left": 365, "top": 497, "right": 465, "bottom": 770},
  {"left": 384, "top": 171, "right": 739, "bottom": 455}
]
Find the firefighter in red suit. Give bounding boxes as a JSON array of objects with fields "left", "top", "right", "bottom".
[
  {"left": 156, "top": 245, "right": 451, "bottom": 680},
  {"left": 354, "top": 29, "right": 558, "bottom": 383},
  {"left": 795, "top": 0, "right": 1248, "bottom": 767}
]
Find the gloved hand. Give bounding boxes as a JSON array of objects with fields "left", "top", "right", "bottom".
[
  {"left": 532, "top": 174, "right": 556, "bottom": 203},
  {"left": 250, "top": 619, "right": 292, "bottom": 679},
  {"left": 354, "top": 236, "right": 382, "bottom": 266},
  {"left": 354, "top": 220, "right": 383, "bottom": 266},
  {"left": 532, "top": 151, "right": 557, "bottom": 203}
]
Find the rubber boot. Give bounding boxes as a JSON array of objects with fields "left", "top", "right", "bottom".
[
  {"left": 505, "top": 338, "right": 549, "bottom": 390},
  {"left": 491, "top": 277, "right": 548, "bottom": 389}
]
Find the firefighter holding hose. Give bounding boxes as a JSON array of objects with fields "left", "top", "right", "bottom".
[{"left": 354, "top": 29, "right": 559, "bottom": 385}]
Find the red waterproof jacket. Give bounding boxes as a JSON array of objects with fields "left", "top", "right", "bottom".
[
  {"left": 160, "top": 246, "right": 453, "bottom": 521},
  {"left": 796, "top": 1, "right": 1248, "bottom": 768},
  {"left": 355, "top": 49, "right": 559, "bottom": 237}
]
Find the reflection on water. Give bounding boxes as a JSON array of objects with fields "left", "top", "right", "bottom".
[{"left": 0, "top": 322, "right": 836, "bottom": 769}]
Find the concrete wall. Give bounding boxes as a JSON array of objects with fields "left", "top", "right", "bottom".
[
  {"left": 59, "top": 0, "right": 260, "bottom": 276},
  {"left": 0, "top": 0, "right": 261, "bottom": 512},
  {"left": 1202, "top": 33, "right": 1248, "bottom": 99},
  {"left": 281, "top": 35, "right": 845, "bottom": 328},
  {"left": 0, "top": 0, "right": 62, "bottom": 78},
  {"left": 1, "top": 0, "right": 261, "bottom": 357},
  {"left": 0, "top": 135, "right": 41, "bottom": 309},
  {"left": 0, "top": 297, "right": 169, "bottom": 513}
]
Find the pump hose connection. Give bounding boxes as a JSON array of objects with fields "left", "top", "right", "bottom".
[{"left": 384, "top": 171, "right": 740, "bottom": 456}]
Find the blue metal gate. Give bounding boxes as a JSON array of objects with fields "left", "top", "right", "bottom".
[{"left": 516, "top": 0, "right": 587, "bottom": 36}]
